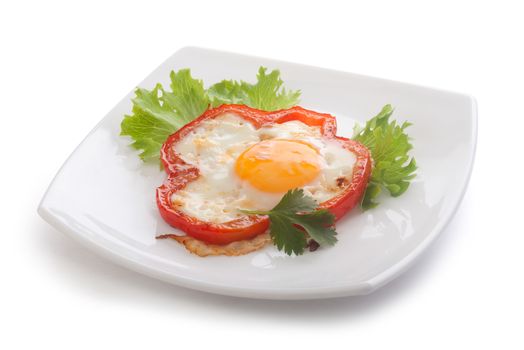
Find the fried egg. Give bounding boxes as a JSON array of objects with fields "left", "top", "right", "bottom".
[{"left": 171, "top": 113, "right": 357, "bottom": 223}]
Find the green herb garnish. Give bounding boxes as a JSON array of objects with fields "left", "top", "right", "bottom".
[
  {"left": 121, "top": 66, "right": 418, "bottom": 255},
  {"left": 352, "top": 104, "right": 417, "bottom": 209},
  {"left": 120, "top": 67, "right": 300, "bottom": 163},
  {"left": 208, "top": 67, "right": 301, "bottom": 111},
  {"left": 242, "top": 189, "right": 337, "bottom": 255}
]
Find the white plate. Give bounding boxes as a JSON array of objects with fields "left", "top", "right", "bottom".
[{"left": 38, "top": 47, "right": 477, "bottom": 300}]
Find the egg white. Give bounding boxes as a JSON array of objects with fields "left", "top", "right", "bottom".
[{"left": 171, "top": 113, "right": 357, "bottom": 223}]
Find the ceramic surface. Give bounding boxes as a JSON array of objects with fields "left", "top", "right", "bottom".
[{"left": 38, "top": 47, "right": 477, "bottom": 299}]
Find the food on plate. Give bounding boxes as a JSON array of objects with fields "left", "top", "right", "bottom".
[
  {"left": 120, "top": 67, "right": 417, "bottom": 256},
  {"left": 156, "top": 104, "right": 372, "bottom": 254},
  {"left": 121, "top": 67, "right": 300, "bottom": 163},
  {"left": 352, "top": 105, "right": 417, "bottom": 209},
  {"left": 157, "top": 232, "right": 272, "bottom": 257}
]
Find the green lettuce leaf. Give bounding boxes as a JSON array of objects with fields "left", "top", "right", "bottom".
[
  {"left": 120, "top": 70, "right": 209, "bottom": 162},
  {"left": 208, "top": 67, "right": 301, "bottom": 111},
  {"left": 207, "top": 80, "right": 246, "bottom": 106},
  {"left": 352, "top": 105, "right": 417, "bottom": 209},
  {"left": 121, "top": 67, "right": 300, "bottom": 163}
]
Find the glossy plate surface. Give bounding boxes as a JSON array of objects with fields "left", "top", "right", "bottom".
[{"left": 38, "top": 47, "right": 477, "bottom": 299}]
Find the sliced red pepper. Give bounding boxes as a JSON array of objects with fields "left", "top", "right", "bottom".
[{"left": 156, "top": 104, "right": 372, "bottom": 245}]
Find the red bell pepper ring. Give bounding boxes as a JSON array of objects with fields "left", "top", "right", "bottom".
[{"left": 156, "top": 105, "right": 372, "bottom": 245}]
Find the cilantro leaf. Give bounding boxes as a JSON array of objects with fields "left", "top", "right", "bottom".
[
  {"left": 267, "top": 214, "right": 308, "bottom": 256},
  {"left": 242, "top": 189, "right": 337, "bottom": 255},
  {"left": 292, "top": 209, "right": 337, "bottom": 247},
  {"left": 352, "top": 104, "right": 417, "bottom": 209},
  {"left": 121, "top": 67, "right": 300, "bottom": 163},
  {"left": 208, "top": 67, "right": 301, "bottom": 111},
  {"left": 272, "top": 188, "right": 317, "bottom": 213}
]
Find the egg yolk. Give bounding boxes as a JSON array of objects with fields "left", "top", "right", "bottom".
[{"left": 235, "top": 139, "right": 321, "bottom": 193}]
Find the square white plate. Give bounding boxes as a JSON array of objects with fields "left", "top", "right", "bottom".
[{"left": 38, "top": 47, "right": 477, "bottom": 299}]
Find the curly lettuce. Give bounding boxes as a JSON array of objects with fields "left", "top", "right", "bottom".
[
  {"left": 352, "top": 105, "right": 417, "bottom": 209},
  {"left": 121, "top": 67, "right": 300, "bottom": 163}
]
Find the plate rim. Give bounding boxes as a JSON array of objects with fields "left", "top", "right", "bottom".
[{"left": 38, "top": 46, "right": 478, "bottom": 300}]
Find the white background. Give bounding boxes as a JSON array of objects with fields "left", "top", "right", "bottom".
[{"left": 1, "top": 0, "right": 523, "bottom": 349}]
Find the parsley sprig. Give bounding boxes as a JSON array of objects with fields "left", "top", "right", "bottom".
[{"left": 242, "top": 189, "right": 337, "bottom": 255}]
